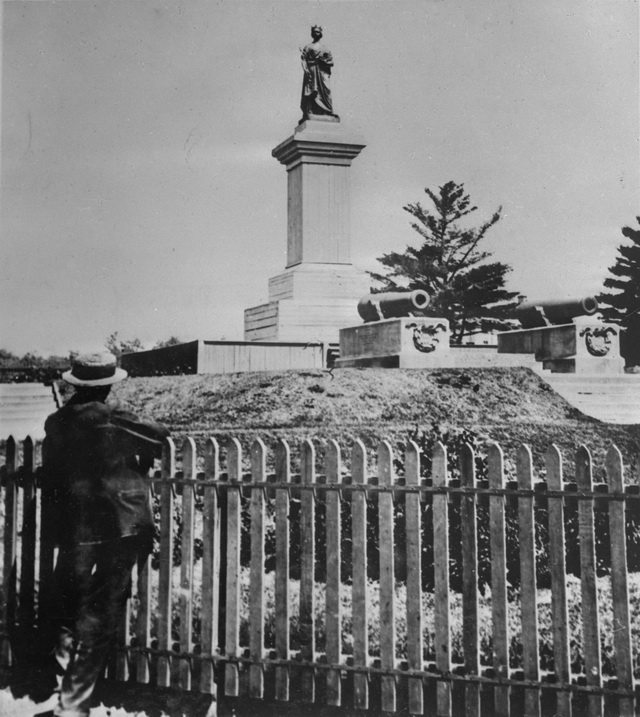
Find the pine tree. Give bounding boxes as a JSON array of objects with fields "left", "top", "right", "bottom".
[
  {"left": 370, "top": 181, "right": 520, "bottom": 344},
  {"left": 599, "top": 218, "right": 640, "bottom": 364}
]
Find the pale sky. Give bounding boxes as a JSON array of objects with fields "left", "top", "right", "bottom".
[{"left": 1, "top": 0, "right": 638, "bottom": 355}]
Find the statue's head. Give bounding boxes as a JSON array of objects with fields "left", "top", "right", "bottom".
[{"left": 311, "top": 25, "right": 323, "bottom": 39}]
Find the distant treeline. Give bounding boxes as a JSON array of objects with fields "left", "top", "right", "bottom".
[
  {"left": 0, "top": 366, "right": 63, "bottom": 383},
  {"left": 0, "top": 349, "right": 67, "bottom": 383}
]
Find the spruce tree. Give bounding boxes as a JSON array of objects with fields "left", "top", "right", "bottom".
[
  {"left": 370, "top": 181, "right": 520, "bottom": 344},
  {"left": 599, "top": 218, "right": 640, "bottom": 364}
]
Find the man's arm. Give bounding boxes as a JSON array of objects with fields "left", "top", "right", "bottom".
[{"left": 113, "top": 410, "right": 170, "bottom": 472}]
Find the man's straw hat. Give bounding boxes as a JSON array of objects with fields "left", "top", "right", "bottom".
[{"left": 62, "top": 351, "right": 127, "bottom": 387}]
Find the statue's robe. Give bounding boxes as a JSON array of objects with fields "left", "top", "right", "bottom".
[{"left": 301, "top": 42, "right": 334, "bottom": 117}]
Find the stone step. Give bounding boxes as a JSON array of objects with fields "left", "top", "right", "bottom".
[
  {"left": 539, "top": 375, "right": 640, "bottom": 385},
  {"left": 570, "top": 395, "right": 640, "bottom": 402},
  {"left": 548, "top": 388, "right": 640, "bottom": 397},
  {"left": 544, "top": 387, "right": 640, "bottom": 397},
  {"left": 1, "top": 425, "right": 48, "bottom": 439},
  {"left": 557, "top": 395, "right": 640, "bottom": 401},
  {"left": 1, "top": 413, "right": 53, "bottom": 424},
  {"left": 539, "top": 373, "right": 640, "bottom": 424},
  {"left": 0, "top": 396, "right": 58, "bottom": 405},
  {"left": 577, "top": 413, "right": 640, "bottom": 425},
  {"left": 0, "top": 387, "right": 56, "bottom": 397},
  {"left": 570, "top": 406, "right": 640, "bottom": 420},
  {"left": 545, "top": 386, "right": 640, "bottom": 394},
  {"left": 445, "top": 350, "right": 540, "bottom": 369},
  {"left": 0, "top": 383, "right": 57, "bottom": 439}
]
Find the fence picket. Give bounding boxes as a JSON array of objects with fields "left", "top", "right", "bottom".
[
  {"left": 299, "top": 439, "right": 316, "bottom": 702},
  {"left": 576, "top": 446, "right": 602, "bottom": 717},
  {"left": 517, "top": 445, "right": 540, "bottom": 717},
  {"left": 19, "top": 437, "right": 37, "bottom": 632},
  {"left": 605, "top": 445, "right": 634, "bottom": 717},
  {"left": 131, "top": 447, "right": 154, "bottom": 685},
  {"left": 1, "top": 437, "right": 17, "bottom": 667},
  {"left": 432, "top": 441, "right": 451, "bottom": 717},
  {"left": 325, "top": 440, "right": 342, "bottom": 706},
  {"left": 224, "top": 438, "right": 242, "bottom": 697},
  {"left": 405, "top": 440, "right": 423, "bottom": 715},
  {"left": 249, "top": 439, "right": 267, "bottom": 698},
  {"left": 115, "top": 597, "right": 131, "bottom": 681},
  {"left": 135, "top": 543, "right": 152, "bottom": 684},
  {"left": 38, "top": 435, "right": 56, "bottom": 658},
  {"left": 157, "top": 437, "right": 176, "bottom": 687},
  {"left": 275, "top": 439, "right": 291, "bottom": 701},
  {"left": 545, "top": 444, "right": 571, "bottom": 717},
  {"left": 460, "top": 442, "right": 480, "bottom": 717},
  {"left": 178, "top": 437, "right": 196, "bottom": 691},
  {"left": 488, "top": 442, "right": 509, "bottom": 717},
  {"left": 378, "top": 440, "right": 396, "bottom": 714},
  {"left": 200, "top": 437, "right": 221, "bottom": 695},
  {"left": 351, "top": 440, "right": 369, "bottom": 710}
]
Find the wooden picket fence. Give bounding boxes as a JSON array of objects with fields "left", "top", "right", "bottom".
[{"left": 1, "top": 433, "right": 639, "bottom": 717}]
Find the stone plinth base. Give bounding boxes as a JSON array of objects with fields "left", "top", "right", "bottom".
[
  {"left": 268, "top": 263, "right": 370, "bottom": 302},
  {"left": 336, "top": 317, "right": 451, "bottom": 368},
  {"left": 244, "top": 298, "right": 366, "bottom": 344},
  {"left": 497, "top": 317, "right": 625, "bottom": 374},
  {"left": 244, "top": 263, "right": 370, "bottom": 344}
]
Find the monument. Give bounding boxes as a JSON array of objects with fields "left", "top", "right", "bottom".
[{"left": 244, "top": 27, "right": 370, "bottom": 345}]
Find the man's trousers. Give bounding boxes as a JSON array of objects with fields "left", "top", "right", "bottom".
[{"left": 47, "top": 537, "right": 144, "bottom": 717}]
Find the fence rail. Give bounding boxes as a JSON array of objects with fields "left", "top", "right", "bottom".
[{"left": 1, "top": 434, "right": 639, "bottom": 717}]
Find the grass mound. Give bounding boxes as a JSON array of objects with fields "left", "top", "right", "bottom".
[{"left": 107, "top": 368, "right": 640, "bottom": 471}]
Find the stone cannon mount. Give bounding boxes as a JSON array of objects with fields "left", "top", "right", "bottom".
[{"left": 499, "top": 296, "right": 623, "bottom": 374}]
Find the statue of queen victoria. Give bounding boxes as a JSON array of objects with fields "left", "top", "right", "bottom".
[{"left": 300, "top": 25, "right": 339, "bottom": 121}]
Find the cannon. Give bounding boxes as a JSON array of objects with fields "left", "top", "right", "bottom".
[
  {"left": 357, "top": 290, "right": 430, "bottom": 323},
  {"left": 515, "top": 297, "right": 599, "bottom": 329}
]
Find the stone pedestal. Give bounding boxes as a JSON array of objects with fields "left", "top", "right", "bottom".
[
  {"left": 336, "top": 317, "right": 451, "bottom": 368},
  {"left": 244, "top": 120, "right": 368, "bottom": 344},
  {"left": 497, "top": 317, "right": 625, "bottom": 374},
  {"left": 244, "top": 263, "right": 370, "bottom": 343}
]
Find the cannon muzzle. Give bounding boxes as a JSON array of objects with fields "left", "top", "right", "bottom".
[
  {"left": 516, "top": 297, "right": 599, "bottom": 329},
  {"left": 358, "top": 290, "right": 430, "bottom": 322}
]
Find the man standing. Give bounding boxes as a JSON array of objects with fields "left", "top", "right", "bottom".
[{"left": 39, "top": 351, "right": 169, "bottom": 717}]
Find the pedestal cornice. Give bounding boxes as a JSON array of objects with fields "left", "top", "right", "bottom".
[{"left": 272, "top": 120, "right": 366, "bottom": 169}]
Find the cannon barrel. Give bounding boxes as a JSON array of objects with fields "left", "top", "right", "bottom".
[
  {"left": 358, "top": 290, "right": 430, "bottom": 322},
  {"left": 516, "top": 296, "right": 599, "bottom": 329}
]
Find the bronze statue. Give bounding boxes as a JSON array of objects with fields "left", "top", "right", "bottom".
[{"left": 300, "top": 25, "right": 338, "bottom": 121}]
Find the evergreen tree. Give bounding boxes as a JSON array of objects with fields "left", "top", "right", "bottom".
[
  {"left": 599, "top": 218, "right": 640, "bottom": 365},
  {"left": 370, "top": 181, "right": 520, "bottom": 343}
]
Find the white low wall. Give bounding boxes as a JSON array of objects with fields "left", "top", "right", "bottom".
[{"left": 197, "top": 340, "right": 324, "bottom": 373}]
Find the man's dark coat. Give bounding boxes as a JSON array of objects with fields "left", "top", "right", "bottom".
[{"left": 43, "top": 397, "right": 169, "bottom": 547}]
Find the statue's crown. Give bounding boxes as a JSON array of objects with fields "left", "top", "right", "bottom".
[{"left": 311, "top": 24, "right": 323, "bottom": 32}]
